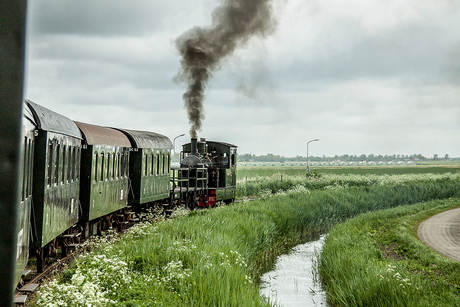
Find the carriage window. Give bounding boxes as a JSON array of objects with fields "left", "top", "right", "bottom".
[
  {"left": 72, "top": 147, "right": 77, "bottom": 181},
  {"left": 76, "top": 147, "right": 80, "bottom": 181},
  {"left": 112, "top": 153, "right": 115, "bottom": 179},
  {"left": 119, "top": 152, "right": 122, "bottom": 178},
  {"left": 72, "top": 147, "right": 76, "bottom": 181},
  {"left": 69, "top": 147, "right": 74, "bottom": 181},
  {"left": 28, "top": 139, "right": 33, "bottom": 197},
  {"left": 100, "top": 153, "right": 105, "bottom": 182},
  {"left": 47, "top": 141, "right": 53, "bottom": 187},
  {"left": 121, "top": 152, "right": 128, "bottom": 178},
  {"left": 167, "top": 153, "right": 170, "bottom": 173},
  {"left": 66, "top": 146, "right": 71, "bottom": 182},
  {"left": 24, "top": 138, "right": 32, "bottom": 199},
  {"left": 93, "top": 152, "right": 98, "bottom": 182},
  {"left": 151, "top": 153, "right": 154, "bottom": 175},
  {"left": 62, "top": 145, "right": 67, "bottom": 184},
  {"left": 231, "top": 154, "right": 235, "bottom": 167},
  {"left": 146, "top": 153, "right": 150, "bottom": 176},
  {"left": 60, "top": 145, "right": 64, "bottom": 184},
  {"left": 125, "top": 152, "right": 129, "bottom": 177},
  {"left": 55, "top": 144, "right": 60, "bottom": 185},
  {"left": 143, "top": 153, "right": 147, "bottom": 177},
  {"left": 22, "top": 137, "right": 27, "bottom": 201},
  {"left": 107, "top": 153, "right": 112, "bottom": 180},
  {"left": 104, "top": 153, "right": 108, "bottom": 181},
  {"left": 26, "top": 139, "right": 32, "bottom": 198},
  {"left": 110, "top": 153, "right": 114, "bottom": 179},
  {"left": 119, "top": 153, "right": 123, "bottom": 178},
  {"left": 162, "top": 153, "right": 166, "bottom": 174},
  {"left": 148, "top": 153, "right": 152, "bottom": 176},
  {"left": 59, "top": 144, "right": 64, "bottom": 184},
  {"left": 156, "top": 153, "right": 160, "bottom": 175},
  {"left": 114, "top": 153, "right": 118, "bottom": 179},
  {"left": 120, "top": 152, "right": 124, "bottom": 178}
]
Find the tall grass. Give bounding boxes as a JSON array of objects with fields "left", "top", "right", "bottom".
[
  {"left": 236, "top": 165, "right": 460, "bottom": 181},
  {"left": 237, "top": 172, "right": 460, "bottom": 198},
  {"left": 31, "top": 175, "right": 460, "bottom": 306},
  {"left": 318, "top": 198, "right": 460, "bottom": 306}
]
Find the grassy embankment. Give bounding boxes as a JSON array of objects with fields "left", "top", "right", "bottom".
[
  {"left": 319, "top": 197, "right": 460, "bottom": 306},
  {"left": 31, "top": 172, "right": 460, "bottom": 306}
]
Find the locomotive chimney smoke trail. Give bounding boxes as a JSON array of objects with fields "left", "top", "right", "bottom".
[{"left": 175, "top": 0, "right": 277, "bottom": 138}]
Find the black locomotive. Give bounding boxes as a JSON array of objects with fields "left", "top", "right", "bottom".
[
  {"left": 173, "top": 138, "right": 237, "bottom": 208},
  {"left": 13, "top": 99, "right": 237, "bottom": 295}
]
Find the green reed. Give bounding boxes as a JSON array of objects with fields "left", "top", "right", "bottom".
[
  {"left": 236, "top": 172, "right": 460, "bottom": 198},
  {"left": 319, "top": 197, "right": 460, "bottom": 306}
]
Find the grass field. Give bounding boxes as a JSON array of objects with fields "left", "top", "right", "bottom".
[
  {"left": 237, "top": 164, "right": 460, "bottom": 180},
  {"left": 30, "top": 171, "right": 460, "bottom": 306},
  {"left": 236, "top": 170, "right": 460, "bottom": 198},
  {"left": 319, "top": 198, "right": 460, "bottom": 306}
]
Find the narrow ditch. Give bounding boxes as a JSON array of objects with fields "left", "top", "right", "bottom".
[{"left": 260, "top": 235, "right": 328, "bottom": 306}]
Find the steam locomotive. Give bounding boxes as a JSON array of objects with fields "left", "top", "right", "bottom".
[{"left": 15, "top": 99, "right": 237, "bottom": 290}]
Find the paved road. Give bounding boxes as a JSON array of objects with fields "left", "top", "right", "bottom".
[{"left": 418, "top": 207, "right": 460, "bottom": 261}]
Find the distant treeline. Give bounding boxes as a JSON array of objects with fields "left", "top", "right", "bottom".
[{"left": 238, "top": 153, "right": 456, "bottom": 163}]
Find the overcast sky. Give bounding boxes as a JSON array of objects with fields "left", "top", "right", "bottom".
[{"left": 24, "top": 0, "right": 460, "bottom": 158}]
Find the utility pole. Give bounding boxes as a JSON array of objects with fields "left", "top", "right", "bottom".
[{"left": 306, "top": 139, "right": 319, "bottom": 172}]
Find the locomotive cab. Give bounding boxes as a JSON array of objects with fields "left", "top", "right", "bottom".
[
  {"left": 170, "top": 138, "right": 208, "bottom": 208},
  {"left": 174, "top": 138, "right": 236, "bottom": 208},
  {"left": 204, "top": 141, "right": 237, "bottom": 204}
]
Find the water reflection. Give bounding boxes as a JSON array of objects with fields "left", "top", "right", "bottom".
[{"left": 260, "top": 235, "right": 328, "bottom": 307}]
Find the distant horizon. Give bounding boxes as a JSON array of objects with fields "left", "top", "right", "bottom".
[{"left": 237, "top": 152, "right": 460, "bottom": 161}]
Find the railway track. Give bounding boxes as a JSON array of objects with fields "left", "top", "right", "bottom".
[
  {"left": 13, "top": 205, "right": 175, "bottom": 306},
  {"left": 14, "top": 246, "right": 81, "bottom": 305}
]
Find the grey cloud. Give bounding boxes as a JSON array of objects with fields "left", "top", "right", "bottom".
[
  {"left": 446, "top": 44, "right": 460, "bottom": 84},
  {"left": 271, "top": 22, "right": 459, "bottom": 88},
  {"left": 27, "top": 1, "right": 177, "bottom": 37}
]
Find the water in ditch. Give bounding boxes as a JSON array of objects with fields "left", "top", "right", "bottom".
[{"left": 260, "top": 235, "right": 328, "bottom": 307}]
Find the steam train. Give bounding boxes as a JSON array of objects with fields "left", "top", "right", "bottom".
[{"left": 15, "top": 99, "right": 237, "bottom": 288}]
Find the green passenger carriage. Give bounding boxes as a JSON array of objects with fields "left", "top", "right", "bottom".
[
  {"left": 26, "top": 100, "right": 82, "bottom": 251},
  {"left": 116, "top": 129, "right": 173, "bottom": 205},
  {"left": 75, "top": 122, "right": 131, "bottom": 230},
  {"left": 15, "top": 103, "right": 36, "bottom": 285}
]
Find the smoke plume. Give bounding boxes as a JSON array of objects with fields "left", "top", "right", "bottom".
[{"left": 175, "top": 0, "right": 277, "bottom": 138}]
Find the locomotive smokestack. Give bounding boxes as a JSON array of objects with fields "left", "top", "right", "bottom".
[
  {"left": 191, "top": 138, "right": 198, "bottom": 156},
  {"left": 175, "top": 0, "right": 277, "bottom": 138}
]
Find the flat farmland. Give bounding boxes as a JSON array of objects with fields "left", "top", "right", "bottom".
[{"left": 237, "top": 164, "right": 460, "bottom": 180}]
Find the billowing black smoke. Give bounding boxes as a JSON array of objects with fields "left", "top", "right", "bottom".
[{"left": 175, "top": 0, "right": 277, "bottom": 138}]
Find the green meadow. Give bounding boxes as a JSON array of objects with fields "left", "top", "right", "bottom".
[
  {"left": 237, "top": 164, "right": 460, "bottom": 180},
  {"left": 31, "top": 166, "right": 460, "bottom": 306},
  {"left": 319, "top": 198, "right": 460, "bottom": 306}
]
